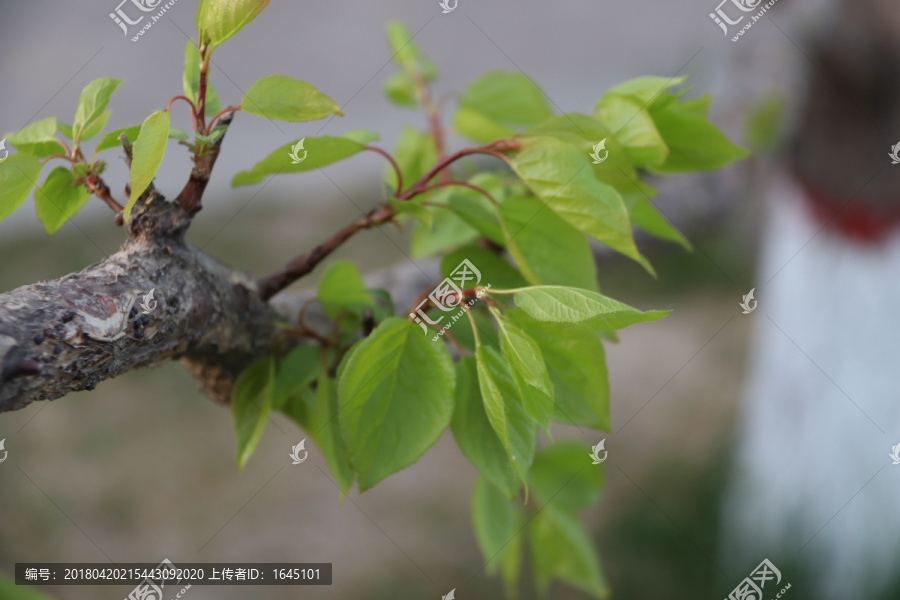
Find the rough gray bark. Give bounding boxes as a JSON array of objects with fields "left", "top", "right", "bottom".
[{"left": 0, "top": 191, "right": 283, "bottom": 412}]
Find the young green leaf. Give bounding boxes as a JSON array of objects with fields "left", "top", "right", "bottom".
[
  {"left": 270, "top": 345, "right": 320, "bottom": 411},
  {"left": 410, "top": 203, "right": 481, "bottom": 258},
  {"left": 441, "top": 246, "right": 528, "bottom": 291},
  {"left": 594, "top": 93, "right": 669, "bottom": 168},
  {"left": 454, "top": 71, "right": 552, "bottom": 143},
  {"left": 6, "top": 117, "right": 64, "bottom": 158},
  {"left": 337, "top": 317, "right": 455, "bottom": 491},
  {"left": 96, "top": 126, "right": 142, "bottom": 152},
  {"left": 498, "top": 195, "right": 598, "bottom": 291},
  {"left": 282, "top": 373, "right": 356, "bottom": 494},
  {"left": 231, "top": 357, "right": 275, "bottom": 469},
  {"left": 384, "top": 71, "right": 417, "bottom": 107},
  {"left": 508, "top": 310, "right": 611, "bottom": 431},
  {"left": 475, "top": 345, "right": 538, "bottom": 483},
  {"left": 444, "top": 186, "right": 505, "bottom": 244},
  {"left": 183, "top": 41, "right": 222, "bottom": 118},
  {"left": 78, "top": 111, "right": 111, "bottom": 142},
  {"left": 510, "top": 137, "right": 650, "bottom": 272},
  {"left": 317, "top": 259, "right": 375, "bottom": 320},
  {"left": 385, "top": 21, "right": 436, "bottom": 81},
  {"left": 386, "top": 126, "right": 437, "bottom": 191},
  {"left": 389, "top": 199, "right": 433, "bottom": 228},
  {"left": 511, "top": 286, "right": 669, "bottom": 330},
  {"left": 72, "top": 78, "right": 122, "bottom": 140},
  {"left": 241, "top": 75, "right": 341, "bottom": 123},
  {"left": 529, "top": 442, "right": 603, "bottom": 513},
  {"left": 196, "top": 0, "right": 270, "bottom": 50},
  {"left": 628, "top": 196, "right": 690, "bottom": 249},
  {"left": 451, "top": 358, "right": 521, "bottom": 499},
  {"left": 33, "top": 167, "right": 90, "bottom": 234},
  {"left": 647, "top": 100, "right": 749, "bottom": 172},
  {"left": 472, "top": 476, "right": 524, "bottom": 594},
  {"left": 57, "top": 122, "right": 74, "bottom": 140},
  {"left": 529, "top": 509, "right": 608, "bottom": 598},
  {"left": 125, "top": 110, "right": 170, "bottom": 221},
  {"left": 0, "top": 154, "right": 42, "bottom": 223},
  {"left": 494, "top": 313, "right": 553, "bottom": 429},
  {"left": 232, "top": 134, "right": 368, "bottom": 186}
]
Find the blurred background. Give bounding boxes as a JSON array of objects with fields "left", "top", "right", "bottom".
[{"left": 2, "top": 0, "right": 897, "bottom": 598}]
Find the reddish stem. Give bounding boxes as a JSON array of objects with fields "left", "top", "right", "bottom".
[{"left": 363, "top": 146, "right": 403, "bottom": 195}]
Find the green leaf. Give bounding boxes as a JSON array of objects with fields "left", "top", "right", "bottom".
[
  {"left": 125, "top": 110, "right": 170, "bottom": 222},
  {"left": 508, "top": 310, "right": 610, "bottom": 430},
  {"left": 271, "top": 345, "right": 320, "bottom": 411},
  {"left": 495, "top": 313, "right": 553, "bottom": 429},
  {"left": 441, "top": 246, "right": 528, "bottom": 291},
  {"left": 455, "top": 72, "right": 552, "bottom": 143},
  {"left": 232, "top": 134, "right": 367, "bottom": 186},
  {"left": 0, "top": 154, "right": 42, "bottom": 222},
  {"left": 95, "top": 126, "right": 142, "bottom": 152},
  {"left": 78, "top": 111, "right": 111, "bottom": 142},
  {"left": 410, "top": 191, "right": 481, "bottom": 258},
  {"left": 384, "top": 71, "right": 417, "bottom": 107},
  {"left": 594, "top": 93, "right": 669, "bottom": 168},
  {"left": 317, "top": 259, "right": 375, "bottom": 320},
  {"left": 628, "top": 196, "right": 690, "bottom": 249},
  {"left": 197, "top": 0, "right": 270, "bottom": 50},
  {"left": 475, "top": 345, "right": 538, "bottom": 483},
  {"left": 444, "top": 186, "right": 504, "bottom": 244},
  {"left": 499, "top": 195, "right": 598, "bottom": 291},
  {"left": 472, "top": 476, "right": 524, "bottom": 593},
  {"left": 451, "top": 358, "right": 521, "bottom": 499},
  {"left": 529, "top": 509, "right": 607, "bottom": 598},
  {"left": 529, "top": 442, "right": 603, "bottom": 512},
  {"left": 57, "top": 122, "right": 74, "bottom": 139},
  {"left": 603, "top": 76, "right": 687, "bottom": 105},
  {"left": 282, "top": 372, "right": 355, "bottom": 494},
  {"left": 510, "top": 137, "right": 650, "bottom": 271},
  {"left": 72, "top": 78, "right": 122, "bottom": 140},
  {"left": 385, "top": 21, "right": 436, "bottom": 81},
  {"left": 647, "top": 100, "right": 749, "bottom": 173},
  {"left": 342, "top": 130, "right": 379, "bottom": 145},
  {"left": 386, "top": 126, "right": 437, "bottom": 191},
  {"left": 512, "top": 286, "right": 669, "bottom": 330},
  {"left": 453, "top": 106, "right": 516, "bottom": 144},
  {"left": 338, "top": 317, "right": 455, "bottom": 491},
  {"left": 183, "top": 41, "right": 222, "bottom": 118},
  {"left": 522, "top": 113, "right": 656, "bottom": 204},
  {"left": 389, "top": 199, "right": 433, "bottom": 228},
  {"left": 231, "top": 357, "right": 274, "bottom": 469},
  {"left": 6, "top": 117, "right": 64, "bottom": 158},
  {"left": 33, "top": 167, "right": 90, "bottom": 234},
  {"left": 242, "top": 75, "right": 342, "bottom": 123}
]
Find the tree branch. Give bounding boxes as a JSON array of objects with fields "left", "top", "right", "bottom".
[
  {"left": 0, "top": 193, "right": 282, "bottom": 412},
  {"left": 176, "top": 111, "right": 234, "bottom": 216},
  {"left": 258, "top": 206, "right": 395, "bottom": 301}
]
